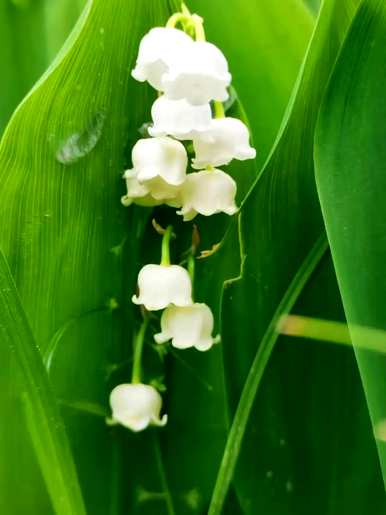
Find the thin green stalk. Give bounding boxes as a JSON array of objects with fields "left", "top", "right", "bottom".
[
  {"left": 131, "top": 318, "right": 149, "bottom": 384},
  {"left": 208, "top": 235, "right": 329, "bottom": 515},
  {"left": 165, "top": 12, "right": 190, "bottom": 29},
  {"left": 161, "top": 225, "right": 173, "bottom": 266},
  {"left": 214, "top": 101, "right": 225, "bottom": 118},
  {"left": 153, "top": 435, "right": 176, "bottom": 515}
]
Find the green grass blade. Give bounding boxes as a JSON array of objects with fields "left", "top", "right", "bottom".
[
  {"left": 0, "top": 249, "right": 86, "bottom": 515},
  {"left": 315, "top": 0, "right": 386, "bottom": 485},
  {"left": 209, "top": 236, "right": 328, "bottom": 515}
]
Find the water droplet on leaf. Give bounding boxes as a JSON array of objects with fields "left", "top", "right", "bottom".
[{"left": 56, "top": 111, "right": 106, "bottom": 165}]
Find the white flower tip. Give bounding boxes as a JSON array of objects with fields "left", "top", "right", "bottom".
[
  {"left": 176, "top": 207, "right": 197, "bottom": 221},
  {"left": 154, "top": 332, "right": 168, "bottom": 344},
  {"left": 131, "top": 67, "right": 145, "bottom": 82},
  {"left": 121, "top": 195, "right": 133, "bottom": 207},
  {"left": 132, "top": 294, "right": 140, "bottom": 305},
  {"left": 153, "top": 413, "right": 168, "bottom": 427}
]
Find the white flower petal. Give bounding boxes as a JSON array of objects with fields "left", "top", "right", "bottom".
[
  {"left": 109, "top": 383, "right": 166, "bottom": 432},
  {"left": 132, "top": 137, "right": 187, "bottom": 187},
  {"left": 192, "top": 117, "right": 256, "bottom": 168},
  {"left": 162, "top": 41, "right": 231, "bottom": 105},
  {"left": 131, "top": 27, "right": 193, "bottom": 90},
  {"left": 121, "top": 169, "right": 162, "bottom": 207},
  {"left": 132, "top": 264, "right": 193, "bottom": 311},
  {"left": 154, "top": 303, "right": 218, "bottom": 351},
  {"left": 177, "top": 169, "right": 237, "bottom": 220},
  {"left": 149, "top": 96, "right": 212, "bottom": 140}
]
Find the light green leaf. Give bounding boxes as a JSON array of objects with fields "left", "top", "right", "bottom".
[
  {"left": 209, "top": 0, "right": 385, "bottom": 512},
  {"left": 0, "top": 248, "right": 85, "bottom": 515},
  {"left": 0, "top": 0, "right": 179, "bottom": 512},
  {"left": 315, "top": 0, "right": 386, "bottom": 485},
  {"left": 189, "top": 0, "right": 314, "bottom": 167}
]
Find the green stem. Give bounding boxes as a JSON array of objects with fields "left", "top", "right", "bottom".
[
  {"left": 192, "top": 14, "right": 205, "bottom": 41},
  {"left": 153, "top": 435, "right": 176, "bottom": 515},
  {"left": 131, "top": 318, "right": 149, "bottom": 384},
  {"left": 188, "top": 255, "right": 195, "bottom": 300},
  {"left": 214, "top": 100, "right": 225, "bottom": 118},
  {"left": 161, "top": 225, "right": 173, "bottom": 266},
  {"left": 181, "top": 3, "right": 191, "bottom": 17},
  {"left": 165, "top": 12, "right": 190, "bottom": 29}
]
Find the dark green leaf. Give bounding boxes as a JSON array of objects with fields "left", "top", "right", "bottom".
[{"left": 315, "top": 0, "right": 386, "bottom": 485}]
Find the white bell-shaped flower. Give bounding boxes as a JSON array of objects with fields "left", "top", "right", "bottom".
[
  {"left": 192, "top": 117, "right": 256, "bottom": 169},
  {"left": 131, "top": 137, "right": 187, "bottom": 202},
  {"left": 177, "top": 169, "right": 238, "bottom": 221},
  {"left": 132, "top": 264, "right": 193, "bottom": 310},
  {"left": 154, "top": 303, "right": 219, "bottom": 351},
  {"left": 121, "top": 169, "right": 162, "bottom": 207},
  {"left": 149, "top": 96, "right": 212, "bottom": 140},
  {"left": 109, "top": 383, "right": 167, "bottom": 432},
  {"left": 131, "top": 27, "right": 193, "bottom": 90},
  {"left": 162, "top": 41, "right": 231, "bottom": 105}
]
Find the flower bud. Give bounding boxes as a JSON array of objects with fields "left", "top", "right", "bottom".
[
  {"left": 131, "top": 137, "right": 187, "bottom": 202},
  {"left": 177, "top": 169, "right": 238, "bottom": 221},
  {"left": 109, "top": 383, "right": 167, "bottom": 432},
  {"left": 149, "top": 96, "right": 212, "bottom": 140},
  {"left": 132, "top": 264, "right": 193, "bottom": 310},
  {"left": 192, "top": 117, "right": 256, "bottom": 169},
  {"left": 131, "top": 27, "right": 193, "bottom": 90},
  {"left": 162, "top": 41, "right": 231, "bottom": 105},
  {"left": 154, "top": 303, "right": 219, "bottom": 351}
]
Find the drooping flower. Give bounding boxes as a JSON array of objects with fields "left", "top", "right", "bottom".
[
  {"left": 131, "top": 27, "right": 193, "bottom": 90},
  {"left": 131, "top": 137, "right": 187, "bottom": 201},
  {"left": 149, "top": 96, "right": 212, "bottom": 140},
  {"left": 177, "top": 169, "right": 238, "bottom": 221},
  {"left": 109, "top": 383, "right": 167, "bottom": 432},
  {"left": 132, "top": 264, "right": 193, "bottom": 310},
  {"left": 154, "top": 303, "right": 219, "bottom": 351},
  {"left": 192, "top": 117, "right": 256, "bottom": 169},
  {"left": 121, "top": 169, "right": 161, "bottom": 207},
  {"left": 162, "top": 41, "right": 231, "bottom": 105}
]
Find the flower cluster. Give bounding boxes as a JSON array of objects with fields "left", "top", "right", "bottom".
[
  {"left": 109, "top": 5, "right": 255, "bottom": 433},
  {"left": 121, "top": 22, "right": 255, "bottom": 220}
]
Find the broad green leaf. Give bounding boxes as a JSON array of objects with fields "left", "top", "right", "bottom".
[
  {"left": 0, "top": 0, "right": 47, "bottom": 132},
  {"left": 315, "top": 0, "right": 386, "bottom": 485},
  {"left": 208, "top": 0, "right": 386, "bottom": 512},
  {"left": 0, "top": 249, "right": 85, "bottom": 514},
  {"left": 0, "top": 0, "right": 84, "bottom": 135},
  {"left": 189, "top": 0, "right": 314, "bottom": 168},
  {"left": 304, "top": 0, "right": 321, "bottom": 14},
  {"left": 0, "top": 0, "right": 180, "bottom": 513}
]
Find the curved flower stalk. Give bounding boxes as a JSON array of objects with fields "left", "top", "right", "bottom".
[
  {"left": 192, "top": 117, "right": 256, "bottom": 169},
  {"left": 177, "top": 168, "right": 238, "bottom": 221},
  {"left": 109, "top": 383, "right": 167, "bottom": 432},
  {"left": 155, "top": 302, "right": 220, "bottom": 351},
  {"left": 149, "top": 96, "right": 212, "bottom": 140}
]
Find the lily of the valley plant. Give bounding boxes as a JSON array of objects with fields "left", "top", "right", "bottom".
[{"left": 109, "top": 3, "right": 255, "bottom": 432}]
